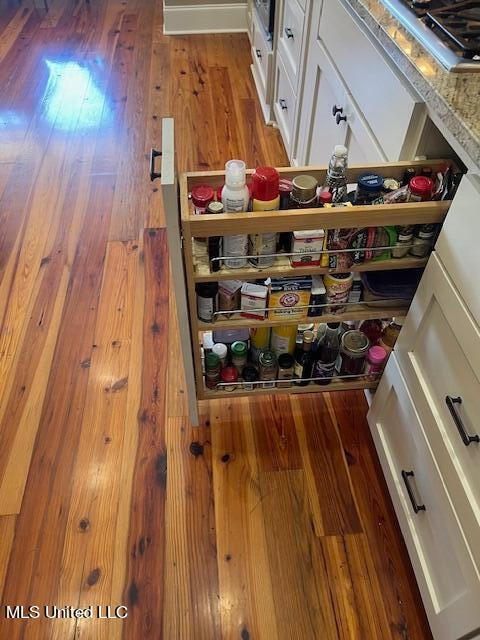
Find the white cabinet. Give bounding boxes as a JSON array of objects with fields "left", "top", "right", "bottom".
[
  {"left": 369, "top": 355, "right": 480, "bottom": 640},
  {"left": 250, "top": 8, "right": 274, "bottom": 123},
  {"left": 295, "top": 26, "right": 385, "bottom": 166},
  {"left": 435, "top": 173, "right": 480, "bottom": 326}
]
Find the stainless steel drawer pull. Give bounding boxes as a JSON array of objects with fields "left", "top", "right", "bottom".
[
  {"left": 401, "top": 470, "right": 426, "bottom": 514},
  {"left": 445, "top": 396, "right": 480, "bottom": 446}
]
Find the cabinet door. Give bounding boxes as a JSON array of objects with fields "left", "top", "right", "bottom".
[
  {"left": 294, "top": 0, "right": 385, "bottom": 166},
  {"left": 369, "top": 356, "right": 480, "bottom": 640}
]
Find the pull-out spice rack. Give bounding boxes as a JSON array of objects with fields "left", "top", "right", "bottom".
[{"left": 158, "top": 118, "right": 455, "bottom": 425}]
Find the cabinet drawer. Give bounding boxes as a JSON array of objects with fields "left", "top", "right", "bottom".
[
  {"left": 273, "top": 54, "right": 296, "bottom": 154},
  {"left": 435, "top": 173, "right": 480, "bottom": 326},
  {"left": 277, "top": 0, "right": 306, "bottom": 90},
  {"left": 368, "top": 357, "right": 480, "bottom": 640},
  {"left": 395, "top": 252, "right": 480, "bottom": 552},
  {"left": 319, "top": 0, "right": 423, "bottom": 161},
  {"left": 252, "top": 11, "right": 273, "bottom": 99}
]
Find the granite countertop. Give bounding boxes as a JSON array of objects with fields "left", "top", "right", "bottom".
[{"left": 344, "top": 0, "right": 480, "bottom": 169}]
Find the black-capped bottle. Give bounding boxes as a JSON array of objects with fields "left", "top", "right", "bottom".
[
  {"left": 293, "top": 330, "right": 314, "bottom": 386},
  {"left": 311, "top": 323, "right": 340, "bottom": 385}
]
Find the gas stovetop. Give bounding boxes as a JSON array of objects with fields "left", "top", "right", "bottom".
[{"left": 380, "top": 0, "right": 480, "bottom": 71}]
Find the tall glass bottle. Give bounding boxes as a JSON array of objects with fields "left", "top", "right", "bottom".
[
  {"left": 311, "top": 322, "right": 340, "bottom": 385},
  {"left": 293, "top": 330, "right": 314, "bottom": 386},
  {"left": 324, "top": 145, "right": 348, "bottom": 203}
]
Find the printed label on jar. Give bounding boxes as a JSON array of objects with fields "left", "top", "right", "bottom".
[
  {"left": 294, "top": 362, "right": 304, "bottom": 379},
  {"left": 197, "top": 296, "right": 215, "bottom": 322},
  {"left": 223, "top": 234, "right": 248, "bottom": 268},
  {"left": 271, "top": 333, "right": 291, "bottom": 356},
  {"left": 311, "top": 360, "right": 335, "bottom": 380}
]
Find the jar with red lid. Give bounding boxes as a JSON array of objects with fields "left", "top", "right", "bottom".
[
  {"left": 191, "top": 184, "right": 215, "bottom": 214},
  {"left": 407, "top": 176, "right": 434, "bottom": 202},
  {"left": 220, "top": 366, "right": 239, "bottom": 392}
]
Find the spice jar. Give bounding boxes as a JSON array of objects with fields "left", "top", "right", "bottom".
[
  {"left": 277, "top": 353, "right": 294, "bottom": 388},
  {"left": 196, "top": 282, "right": 218, "bottom": 323},
  {"left": 289, "top": 175, "right": 318, "bottom": 208},
  {"left": 205, "top": 353, "right": 221, "bottom": 390},
  {"left": 392, "top": 225, "right": 415, "bottom": 258},
  {"left": 220, "top": 366, "right": 238, "bottom": 392},
  {"left": 354, "top": 173, "right": 384, "bottom": 205},
  {"left": 324, "top": 272, "right": 353, "bottom": 314},
  {"left": 259, "top": 350, "right": 277, "bottom": 389},
  {"left": 378, "top": 317, "right": 405, "bottom": 355},
  {"left": 339, "top": 330, "right": 370, "bottom": 377},
  {"left": 410, "top": 224, "right": 437, "bottom": 257},
  {"left": 231, "top": 341, "right": 248, "bottom": 374},
  {"left": 408, "top": 176, "right": 434, "bottom": 202},
  {"left": 242, "top": 365, "right": 259, "bottom": 391},
  {"left": 212, "top": 342, "right": 227, "bottom": 367},
  {"left": 191, "top": 184, "right": 215, "bottom": 214},
  {"left": 365, "top": 345, "right": 387, "bottom": 381}
]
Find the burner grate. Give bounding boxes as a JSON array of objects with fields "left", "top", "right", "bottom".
[{"left": 426, "top": 0, "right": 480, "bottom": 58}]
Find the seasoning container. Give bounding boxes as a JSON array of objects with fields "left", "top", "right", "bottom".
[
  {"left": 207, "top": 201, "right": 224, "bottom": 272},
  {"left": 222, "top": 160, "right": 250, "bottom": 269},
  {"left": 231, "top": 341, "right": 248, "bottom": 374},
  {"left": 297, "top": 324, "right": 314, "bottom": 341},
  {"left": 278, "top": 177, "right": 293, "bottom": 253},
  {"left": 196, "top": 282, "right": 218, "bottom": 323},
  {"left": 191, "top": 184, "right": 215, "bottom": 214},
  {"left": 365, "top": 345, "right": 387, "bottom": 381},
  {"left": 401, "top": 167, "right": 416, "bottom": 187},
  {"left": 218, "top": 280, "right": 242, "bottom": 319},
  {"left": 203, "top": 331, "right": 214, "bottom": 354},
  {"left": 205, "top": 353, "right": 221, "bottom": 389},
  {"left": 318, "top": 190, "right": 333, "bottom": 207},
  {"left": 242, "top": 365, "right": 259, "bottom": 391},
  {"left": 378, "top": 317, "right": 405, "bottom": 355},
  {"left": 354, "top": 173, "right": 384, "bottom": 205},
  {"left": 249, "top": 167, "right": 280, "bottom": 268},
  {"left": 289, "top": 175, "right": 318, "bottom": 208},
  {"left": 270, "top": 324, "right": 297, "bottom": 356},
  {"left": 410, "top": 224, "right": 437, "bottom": 257},
  {"left": 220, "top": 366, "right": 239, "bottom": 392},
  {"left": 383, "top": 178, "right": 400, "bottom": 193},
  {"left": 339, "top": 330, "right": 370, "bottom": 377},
  {"left": 392, "top": 224, "right": 415, "bottom": 259},
  {"left": 324, "top": 272, "right": 353, "bottom": 314},
  {"left": 407, "top": 176, "right": 434, "bottom": 202},
  {"left": 240, "top": 282, "right": 268, "bottom": 320},
  {"left": 212, "top": 343, "right": 228, "bottom": 367},
  {"left": 359, "top": 318, "right": 383, "bottom": 343},
  {"left": 347, "top": 273, "right": 363, "bottom": 303},
  {"left": 308, "top": 275, "right": 326, "bottom": 317},
  {"left": 277, "top": 353, "right": 295, "bottom": 388},
  {"left": 293, "top": 329, "right": 314, "bottom": 386},
  {"left": 290, "top": 229, "right": 325, "bottom": 267},
  {"left": 259, "top": 350, "right": 277, "bottom": 388},
  {"left": 250, "top": 326, "right": 271, "bottom": 363}
]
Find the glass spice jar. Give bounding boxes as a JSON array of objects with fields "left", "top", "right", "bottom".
[
  {"left": 242, "top": 365, "right": 259, "bottom": 391},
  {"left": 191, "top": 184, "right": 215, "bottom": 214},
  {"left": 231, "top": 341, "right": 248, "bottom": 374},
  {"left": 339, "top": 330, "right": 370, "bottom": 377},
  {"left": 277, "top": 353, "right": 295, "bottom": 388},
  {"left": 205, "top": 352, "right": 221, "bottom": 390},
  {"left": 220, "top": 366, "right": 238, "bottom": 392},
  {"left": 259, "top": 350, "right": 278, "bottom": 389}
]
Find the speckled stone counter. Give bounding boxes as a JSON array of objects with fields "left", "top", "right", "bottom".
[{"left": 343, "top": 0, "right": 480, "bottom": 169}]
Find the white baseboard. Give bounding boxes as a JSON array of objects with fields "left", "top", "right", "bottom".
[{"left": 163, "top": 3, "right": 248, "bottom": 35}]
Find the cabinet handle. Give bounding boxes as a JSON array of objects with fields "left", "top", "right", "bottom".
[
  {"left": 445, "top": 396, "right": 480, "bottom": 446},
  {"left": 279, "top": 99, "right": 288, "bottom": 110},
  {"left": 255, "top": 48, "right": 262, "bottom": 58},
  {"left": 284, "top": 27, "right": 294, "bottom": 39},
  {"left": 332, "top": 105, "right": 343, "bottom": 116},
  {"left": 402, "top": 470, "right": 426, "bottom": 514},
  {"left": 149, "top": 148, "right": 162, "bottom": 181},
  {"left": 336, "top": 113, "right": 347, "bottom": 125}
]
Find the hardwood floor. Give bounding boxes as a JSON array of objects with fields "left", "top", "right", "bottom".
[{"left": 0, "top": 1, "right": 432, "bottom": 638}]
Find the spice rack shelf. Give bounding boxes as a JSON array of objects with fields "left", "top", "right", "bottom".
[
  {"left": 159, "top": 117, "right": 455, "bottom": 424},
  {"left": 191, "top": 241, "right": 429, "bottom": 282},
  {"left": 198, "top": 378, "right": 378, "bottom": 400},
  {"left": 196, "top": 303, "right": 410, "bottom": 331}
]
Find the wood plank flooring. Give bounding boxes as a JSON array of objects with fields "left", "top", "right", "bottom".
[{"left": 0, "top": 1, "right": 432, "bottom": 638}]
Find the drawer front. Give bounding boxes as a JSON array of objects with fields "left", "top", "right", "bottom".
[
  {"left": 435, "top": 173, "right": 480, "bottom": 326},
  {"left": 319, "top": 0, "right": 422, "bottom": 161},
  {"left": 369, "top": 357, "right": 480, "bottom": 640},
  {"left": 252, "top": 11, "right": 272, "bottom": 95},
  {"left": 273, "top": 55, "right": 296, "bottom": 153},
  {"left": 277, "top": 0, "right": 306, "bottom": 90},
  {"left": 395, "top": 253, "right": 480, "bottom": 552}
]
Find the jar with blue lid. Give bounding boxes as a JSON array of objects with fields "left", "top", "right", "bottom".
[{"left": 354, "top": 172, "right": 385, "bottom": 205}]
